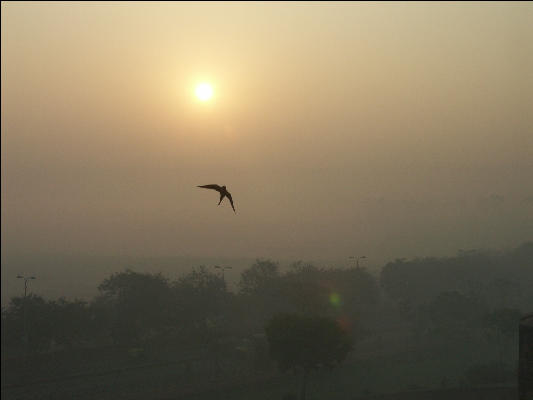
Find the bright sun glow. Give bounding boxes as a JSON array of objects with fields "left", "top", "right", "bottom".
[{"left": 195, "top": 83, "right": 213, "bottom": 101}]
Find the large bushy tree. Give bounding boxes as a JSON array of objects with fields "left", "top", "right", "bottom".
[
  {"left": 265, "top": 313, "right": 353, "bottom": 400},
  {"left": 238, "top": 259, "right": 280, "bottom": 295},
  {"left": 98, "top": 269, "right": 171, "bottom": 345}
]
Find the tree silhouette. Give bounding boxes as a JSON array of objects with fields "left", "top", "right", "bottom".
[
  {"left": 98, "top": 269, "right": 171, "bottom": 345},
  {"left": 484, "top": 307, "right": 522, "bottom": 377},
  {"left": 265, "top": 313, "right": 353, "bottom": 400},
  {"left": 3, "top": 295, "right": 54, "bottom": 353},
  {"left": 238, "top": 259, "right": 279, "bottom": 295}
]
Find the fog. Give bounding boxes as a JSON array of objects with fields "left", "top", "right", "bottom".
[
  {"left": 1, "top": 3, "right": 533, "bottom": 400},
  {"left": 2, "top": 3, "right": 532, "bottom": 265}
]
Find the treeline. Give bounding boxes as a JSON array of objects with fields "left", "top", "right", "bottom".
[
  {"left": 1, "top": 261, "right": 380, "bottom": 356},
  {"left": 381, "top": 242, "right": 533, "bottom": 311},
  {"left": 2, "top": 242, "right": 531, "bottom": 374}
]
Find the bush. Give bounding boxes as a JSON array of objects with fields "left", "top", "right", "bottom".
[{"left": 464, "top": 362, "right": 515, "bottom": 385}]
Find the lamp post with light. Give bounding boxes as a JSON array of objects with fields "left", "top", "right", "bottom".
[
  {"left": 213, "top": 265, "right": 232, "bottom": 285},
  {"left": 16, "top": 275, "right": 36, "bottom": 358},
  {"left": 348, "top": 255, "right": 367, "bottom": 269}
]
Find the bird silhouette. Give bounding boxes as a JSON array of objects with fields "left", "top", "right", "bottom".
[{"left": 197, "top": 184, "right": 236, "bottom": 213}]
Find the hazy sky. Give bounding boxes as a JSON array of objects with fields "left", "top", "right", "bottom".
[{"left": 2, "top": 2, "right": 532, "bottom": 266}]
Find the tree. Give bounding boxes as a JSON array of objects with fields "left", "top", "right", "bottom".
[
  {"left": 48, "top": 297, "right": 92, "bottom": 347},
  {"left": 173, "top": 266, "right": 229, "bottom": 325},
  {"left": 323, "top": 266, "right": 380, "bottom": 315},
  {"left": 265, "top": 313, "right": 353, "bottom": 400},
  {"left": 379, "top": 243, "right": 533, "bottom": 312},
  {"left": 237, "top": 260, "right": 284, "bottom": 332},
  {"left": 484, "top": 307, "right": 522, "bottom": 375},
  {"left": 3, "top": 295, "right": 55, "bottom": 354},
  {"left": 419, "top": 291, "right": 487, "bottom": 346},
  {"left": 98, "top": 269, "right": 171, "bottom": 345},
  {"left": 281, "top": 263, "right": 379, "bottom": 321},
  {"left": 171, "top": 266, "right": 233, "bottom": 355},
  {"left": 484, "top": 308, "right": 522, "bottom": 339},
  {"left": 238, "top": 259, "right": 279, "bottom": 295},
  {"left": 282, "top": 262, "right": 329, "bottom": 316}
]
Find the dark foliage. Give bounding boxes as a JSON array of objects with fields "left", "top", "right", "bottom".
[{"left": 265, "top": 313, "right": 353, "bottom": 372}]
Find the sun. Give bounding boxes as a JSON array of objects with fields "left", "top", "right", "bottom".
[{"left": 195, "top": 82, "right": 213, "bottom": 102}]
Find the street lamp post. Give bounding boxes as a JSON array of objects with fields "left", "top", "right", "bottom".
[
  {"left": 16, "top": 275, "right": 36, "bottom": 359},
  {"left": 349, "top": 256, "right": 367, "bottom": 269},
  {"left": 213, "top": 265, "right": 232, "bottom": 285},
  {"left": 17, "top": 275, "right": 35, "bottom": 298}
]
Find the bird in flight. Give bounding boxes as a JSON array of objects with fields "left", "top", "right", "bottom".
[{"left": 197, "top": 184, "right": 236, "bottom": 213}]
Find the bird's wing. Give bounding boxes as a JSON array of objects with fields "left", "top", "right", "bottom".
[
  {"left": 197, "top": 184, "right": 222, "bottom": 192},
  {"left": 226, "top": 192, "right": 236, "bottom": 213}
]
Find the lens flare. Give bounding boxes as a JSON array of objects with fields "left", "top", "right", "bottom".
[
  {"left": 329, "top": 292, "right": 342, "bottom": 307},
  {"left": 337, "top": 315, "right": 352, "bottom": 333}
]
